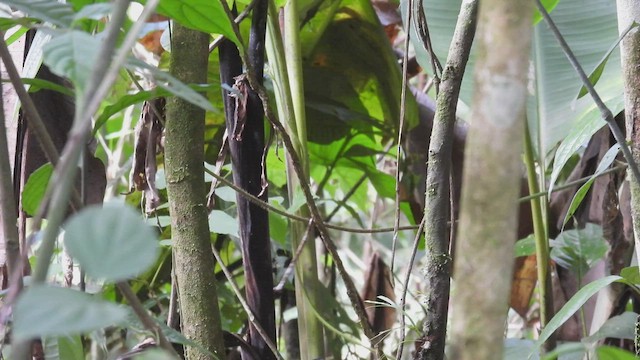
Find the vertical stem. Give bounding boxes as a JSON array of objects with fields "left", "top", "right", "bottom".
[
  {"left": 165, "top": 23, "right": 225, "bottom": 359},
  {"left": 0, "top": 74, "right": 21, "bottom": 288},
  {"left": 448, "top": 0, "right": 533, "bottom": 358},
  {"left": 280, "top": 0, "right": 325, "bottom": 356},
  {"left": 617, "top": 0, "right": 640, "bottom": 266},
  {"left": 523, "top": 124, "right": 556, "bottom": 351},
  {"left": 419, "top": 2, "right": 477, "bottom": 359}
]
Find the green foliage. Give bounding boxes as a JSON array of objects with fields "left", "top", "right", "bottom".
[
  {"left": 21, "top": 163, "right": 53, "bottom": 216},
  {"left": 561, "top": 144, "right": 620, "bottom": 225},
  {"left": 208, "top": 210, "right": 239, "bottom": 236},
  {"left": 64, "top": 203, "right": 160, "bottom": 281},
  {"left": 1, "top": 0, "right": 75, "bottom": 28},
  {"left": 534, "top": 276, "right": 622, "bottom": 352},
  {"left": 550, "top": 223, "right": 608, "bottom": 277},
  {"left": 13, "top": 285, "right": 128, "bottom": 340},
  {"left": 583, "top": 312, "right": 637, "bottom": 344},
  {"left": 155, "top": 0, "right": 240, "bottom": 47},
  {"left": 42, "top": 30, "right": 100, "bottom": 91}
]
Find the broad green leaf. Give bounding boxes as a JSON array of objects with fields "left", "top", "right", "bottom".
[
  {"left": 532, "top": 0, "right": 559, "bottom": 25},
  {"left": 540, "top": 342, "right": 586, "bottom": 360},
  {"left": 13, "top": 285, "right": 127, "bottom": 340},
  {"left": 2, "top": 0, "right": 74, "bottom": 28},
  {"left": 156, "top": 0, "right": 239, "bottom": 47},
  {"left": 208, "top": 210, "right": 239, "bottom": 236},
  {"left": 43, "top": 335, "right": 84, "bottom": 360},
  {"left": 576, "top": 22, "right": 639, "bottom": 99},
  {"left": 514, "top": 235, "right": 536, "bottom": 257},
  {"left": 407, "top": 0, "right": 622, "bottom": 158},
  {"left": 551, "top": 223, "right": 608, "bottom": 276},
  {"left": 596, "top": 346, "right": 637, "bottom": 360},
  {"left": 549, "top": 87, "right": 623, "bottom": 192},
  {"left": 72, "top": 3, "right": 112, "bottom": 22},
  {"left": 503, "top": 339, "right": 537, "bottom": 360},
  {"left": 43, "top": 30, "right": 100, "bottom": 91},
  {"left": 561, "top": 144, "right": 620, "bottom": 226},
  {"left": 93, "top": 88, "right": 165, "bottom": 133},
  {"left": 5, "top": 26, "right": 29, "bottom": 45},
  {"left": 125, "top": 58, "right": 216, "bottom": 113},
  {"left": 584, "top": 312, "right": 636, "bottom": 344},
  {"left": 64, "top": 203, "right": 160, "bottom": 281},
  {"left": 534, "top": 275, "right": 622, "bottom": 351},
  {"left": 620, "top": 266, "right": 640, "bottom": 284},
  {"left": 22, "top": 163, "right": 53, "bottom": 216}
]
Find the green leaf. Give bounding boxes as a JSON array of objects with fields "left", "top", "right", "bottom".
[
  {"left": 584, "top": 312, "right": 636, "bottom": 344},
  {"left": 43, "top": 335, "right": 84, "bottom": 360},
  {"left": 540, "top": 342, "right": 586, "bottom": 360},
  {"left": 64, "top": 203, "right": 160, "bottom": 281},
  {"left": 72, "top": 3, "right": 112, "bottom": 22},
  {"left": 561, "top": 144, "right": 620, "bottom": 226},
  {"left": 22, "top": 163, "right": 53, "bottom": 216},
  {"left": 131, "top": 349, "right": 177, "bottom": 360},
  {"left": 514, "top": 235, "right": 536, "bottom": 257},
  {"left": 13, "top": 285, "right": 128, "bottom": 340},
  {"left": 534, "top": 275, "right": 622, "bottom": 351},
  {"left": 156, "top": 0, "right": 239, "bottom": 47},
  {"left": 19, "top": 77, "right": 75, "bottom": 96},
  {"left": 620, "top": 266, "right": 640, "bottom": 284},
  {"left": 43, "top": 30, "right": 100, "bottom": 91},
  {"left": 1, "top": 0, "right": 74, "bottom": 28},
  {"left": 532, "top": 0, "right": 559, "bottom": 25},
  {"left": 551, "top": 223, "right": 608, "bottom": 276},
  {"left": 596, "top": 345, "right": 637, "bottom": 360},
  {"left": 576, "top": 22, "right": 639, "bottom": 99},
  {"left": 125, "top": 58, "right": 216, "bottom": 113},
  {"left": 208, "top": 210, "right": 239, "bottom": 236}
]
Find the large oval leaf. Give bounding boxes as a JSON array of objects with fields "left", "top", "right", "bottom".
[
  {"left": 13, "top": 285, "right": 127, "bottom": 340},
  {"left": 534, "top": 275, "right": 622, "bottom": 351},
  {"left": 64, "top": 203, "right": 160, "bottom": 281},
  {"left": 42, "top": 30, "right": 100, "bottom": 91}
]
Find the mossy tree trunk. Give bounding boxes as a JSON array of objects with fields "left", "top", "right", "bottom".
[
  {"left": 419, "top": 1, "right": 477, "bottom": 359},
  {"left": 618, "top": 1, "right": 640, "bottom": 266},
  {"left": 448, "top": 1, "right": 533, "bottom": 359},
  {"left": 165, "top": 24, "right": 226, "bottom": 359}
]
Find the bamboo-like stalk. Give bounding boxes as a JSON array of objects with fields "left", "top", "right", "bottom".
[
  {"left": 448, "top": 0, "right": 533, "bottom": 358},
  {"left": 273, "top": 0, "right": 326, "bottom": 356},
  {"left": 523, "top": 124, "right": 555, "bottom": 351}
]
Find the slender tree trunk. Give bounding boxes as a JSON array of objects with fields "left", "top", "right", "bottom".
[
  {"left": 448, "top": 1, "right": 533, "bottom": 359},
  {"left": 618, "top": 1, "right": 640, "bottom": 267},
  {"left": 419, "top": 1, "right": 477, "bottom": 358},
  {"left": 165, "top": 24, "right": 226, "bottom": 359},
  {"left": 218, "top": 0, "right": 277, "bottom": 356}
]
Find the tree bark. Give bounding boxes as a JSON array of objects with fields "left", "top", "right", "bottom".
[
  {"left": 618, "top": 0, "right": 640, "bottom": 267},
  {"left": 165, "top": 24, "right": 226, "bottom": 359},
  {"left": 419, "top": 1, "right": 477, "bottom": 359},
  {"left": 448, "top": 1, "right": 533, "bottom": 359}
]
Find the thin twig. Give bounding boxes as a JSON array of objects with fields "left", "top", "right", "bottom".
[
  {"left": 209, "top": 0, "right": 258, "bottom": 52},
  {"left": 205, "top": 167, "right": 420, "bottom": 233},
  {"left": 414, "top": 0, "right": 443, "bottom": 93},
  {"left": 117, "top": 282, "right": 179, "bottom": 357},
  {"left": 395, "top": 217, "right": 426, "bottom": 360},
  {"left": 211, "top": 245, "right": 285, "bottom": 360},
  {"left": 391, "top": 0, "right": 414, "bottom": 281},
  {"left": 535, "top": 0, "right": 640, "bottom": 185},
  {"left": 274, "top": 218, "right": 314, "bottom": 292}
]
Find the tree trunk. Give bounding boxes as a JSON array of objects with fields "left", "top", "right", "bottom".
[
  {"left": 419, "top": 1, "right": 477, "bottom": 359},
  {"left": 165, "top": 24, "right": 226, "bottom": 359},
  {"left": 618, "top": 0, "right": 640, "bottom": 267},
  {"left": 448, "top": 1, "right": 533, "bottom": 359}
]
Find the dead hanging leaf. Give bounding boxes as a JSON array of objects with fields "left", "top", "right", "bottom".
[
  {"left": 510, "top": 255, "right": 538, "bottom": 317},
  {"left": 360, "top": 252, "right": 396, "bottom": 335},
  {"left": 128, "top": 97, "right": 165, "bottom": 214},
  {"left": 230, "top": 74, "right": 250, "bottom": 141}
]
